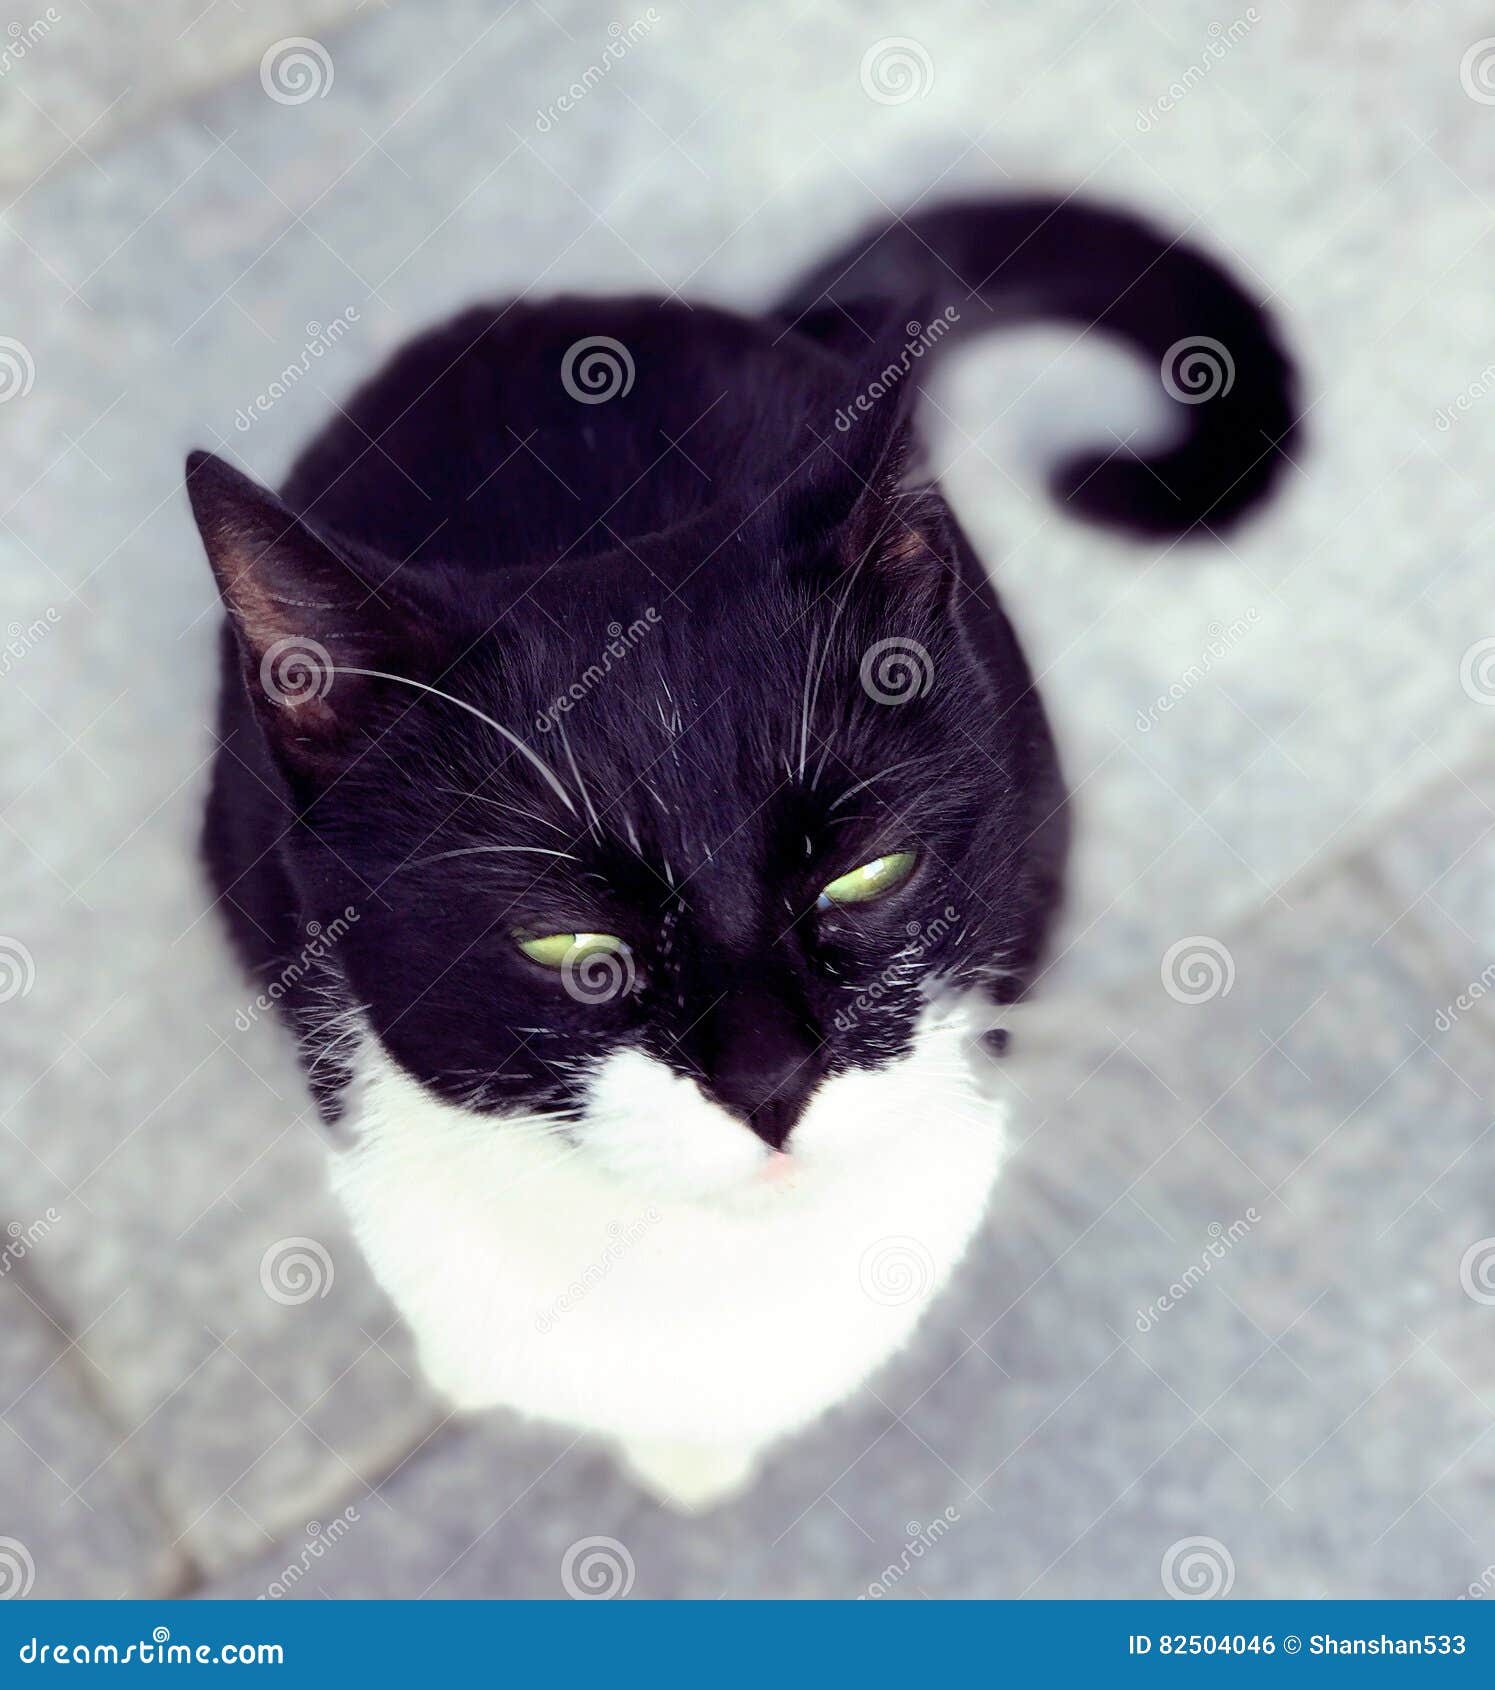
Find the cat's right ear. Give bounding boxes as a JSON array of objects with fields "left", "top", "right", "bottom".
[{"left": 186, "top": 450, "right": 425, "bottom": 772}]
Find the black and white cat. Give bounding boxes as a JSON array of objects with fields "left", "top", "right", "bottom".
[{"left": 187, "top": 197, "right": 1296, "bottom": 1508}]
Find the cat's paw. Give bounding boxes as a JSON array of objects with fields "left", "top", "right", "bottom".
[{"left": 618, "top": 1437, "right": 760, "bottom": 1513}]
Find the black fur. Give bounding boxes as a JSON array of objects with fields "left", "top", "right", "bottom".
[{"left": 188, "top": 196, "right": 1297, "bottom": 1143}]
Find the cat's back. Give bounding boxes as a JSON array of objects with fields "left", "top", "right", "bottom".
[{"left": 279, "top": 295, "right": 846, "bottom": 575}]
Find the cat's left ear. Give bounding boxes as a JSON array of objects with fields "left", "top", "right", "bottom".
[
  {"left": 791, "top": 309, "right": 952, "bottom": 588},
  {"left": 185, "top": 450, "right": 433, "bottom": 770}
]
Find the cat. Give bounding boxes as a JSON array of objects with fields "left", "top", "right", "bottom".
[{"left": 187, "top": 196, "right": 1296, "bottom": 1510}]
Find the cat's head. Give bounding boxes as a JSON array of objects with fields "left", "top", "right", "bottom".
[{"left": 187, "top": 391, "right": 1062, "bottom": 1198}]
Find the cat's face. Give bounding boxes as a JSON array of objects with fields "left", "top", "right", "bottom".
[{"left": 190, "top": 441, "right": 1059, "bottom": 1197}]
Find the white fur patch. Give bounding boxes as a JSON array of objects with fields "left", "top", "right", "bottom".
[{"left": 327, "top": 998, "right": 1009, "bottom": 1472}]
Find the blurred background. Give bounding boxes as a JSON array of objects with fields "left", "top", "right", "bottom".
[{"left": 1, "top": 0, "right": 1492, "bottom": 1600}]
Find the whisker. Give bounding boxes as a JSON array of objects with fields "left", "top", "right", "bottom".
[
  {"left": 331, "top": 666, "right": 577, "bottom": 814},
  {"left": 387, "top": 844, "right": 579, "bottom": 874}
]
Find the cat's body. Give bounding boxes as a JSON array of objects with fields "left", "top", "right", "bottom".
[{"left": 188, "top": 197, "right": 1295, "bottom": 1507}]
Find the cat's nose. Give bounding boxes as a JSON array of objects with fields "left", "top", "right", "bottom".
[{"left": 704, "top": 985, "right": 826, "bottom": 1150}]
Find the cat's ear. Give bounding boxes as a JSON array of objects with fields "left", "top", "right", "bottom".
[
  {"left": 790, "top": 309, "right": 953, "bottom": 589},
  {"left": 186, "top": 450, "right": 427, "bottom": 770}
]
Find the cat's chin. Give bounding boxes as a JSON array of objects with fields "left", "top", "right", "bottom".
[{"left": 327, "top": 995, "right": 1010, "bottom": 1482}]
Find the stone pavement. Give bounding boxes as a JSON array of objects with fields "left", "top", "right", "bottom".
[{"left": 1, "top": 0, "right": 1491, "bottom": 1601}]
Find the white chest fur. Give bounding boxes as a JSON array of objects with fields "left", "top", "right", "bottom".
[{"left": 328, "top": 1000, "right": 1009, "bottom": 1506}]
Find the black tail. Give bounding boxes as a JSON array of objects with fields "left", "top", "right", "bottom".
[{"left": 777, "top": 197, "right": 1299, "bottom": 537}]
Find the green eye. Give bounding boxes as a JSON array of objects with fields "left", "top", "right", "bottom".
[
  {"left": 817, "top": 851, "right": 916, "bottom": 909},
  {"left": 513, "top": 931, "right": 625, "bottom": 968}
]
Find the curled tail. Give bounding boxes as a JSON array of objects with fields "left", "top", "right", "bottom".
[{"left": 778, "top": 197, "right": 1299, "bottom": 536}]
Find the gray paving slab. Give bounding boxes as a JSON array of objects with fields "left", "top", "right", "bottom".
[
  {"left": 202, "top": 834, "right": 1495, "bottom": 1598},
  {"left": 3, "top": 0, "right": 1493, "bottom": 1602},
  {"left": 0, "top": 1267, "right": 184, "bottom": 1597}
]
